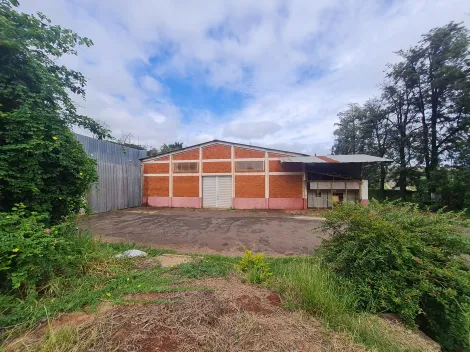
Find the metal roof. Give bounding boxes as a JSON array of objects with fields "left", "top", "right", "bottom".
[
  {"left": 141, "top": 139, "right": 309, "bottom": 161},
  {"left": 280, "top": 154, "right": 392, "bottom": 163}
]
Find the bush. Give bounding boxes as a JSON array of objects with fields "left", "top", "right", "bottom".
[
  {"left": 0, "top": 205, "right": 92, "bottom": 295},
  {"left": 320, "top": 201, "right": 470, "bottom": 351},
  {"left": 236, "top": 249, "right": 272, "bottom": 284}
]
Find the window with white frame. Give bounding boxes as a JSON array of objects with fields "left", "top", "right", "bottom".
[
  {"left": 174, "top": 162, "right": 198, "bottom": 172},
  {"left": 235, "top": 160, "right": 264, "bottom": 172}
]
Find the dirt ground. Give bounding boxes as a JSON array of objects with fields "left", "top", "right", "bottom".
[
  {"left": 80, "top": 208, "right": 327, "bottom": 256},
  {"left": 8, "top": 276, "right": 438, "bottom": 352}
]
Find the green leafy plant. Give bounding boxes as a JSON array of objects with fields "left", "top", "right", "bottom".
[
  {"left": 0, "top": 205, "right": 92, "bottom": 295},
  {"left": 320, "top": 201, "right": 470, "bottom": 351},
  {"left": 236, "top": 249, "right": 272, "bottom": 284},
  {"left": 0, "top": 0, "right": 109, "bottom": 222}
]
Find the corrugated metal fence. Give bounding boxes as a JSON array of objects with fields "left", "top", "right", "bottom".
[{"left": 74, "top": 134, "right": 147, "bottom": 213}]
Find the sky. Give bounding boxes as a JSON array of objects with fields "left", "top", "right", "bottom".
[{"left": 19, "top": 0, "right": 470, "bottom": 155}]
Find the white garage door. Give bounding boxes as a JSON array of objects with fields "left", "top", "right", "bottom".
[{"left": 203, "top": 176, "right": 232, "bottom": 208}]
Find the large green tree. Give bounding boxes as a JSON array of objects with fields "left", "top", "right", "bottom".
[
  {"left": 332, "top": 22, "right": 470, "bottom": 206},
  {"left": 404, "top": 22, "right": 470, "bottom": 180},
  {"left": 0, "top": 0, "right": 110, "bottom": 222}
]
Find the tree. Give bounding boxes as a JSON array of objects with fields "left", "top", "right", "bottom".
[
  {"left": 382, "top": 61, "right": 420, "bottom": 200},
  {"left": 361, "top": 99, "right": 392, "bottom": 200},
  {"left": 332, "top": 100, "right": 392, "bottom": 199},
  {"left": 405, "top": 22, "right": 470, "bottom": 181},
  {"left": 0, "top": 1, "right": 110, "bottom": 222},
  {"left": 147, "top": 142, "right": 183, "bottom": 156}
]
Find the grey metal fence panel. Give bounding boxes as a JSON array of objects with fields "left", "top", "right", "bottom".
[{"left": 74, "top": 133, "right": 146, "bottom": 213}]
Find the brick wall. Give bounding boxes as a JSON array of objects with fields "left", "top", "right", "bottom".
[
  {"left": 202, "top": 144, "right": 231, "bottom": 159},
  {"left": 151, "top": 155, "right": 169, "bottom": 161},
  {"left": 143, "top": 163, "right": 169, "bottom": 174},
  {"left": 173, "top": 149, "right": 200, "bottom": 160},
  {"left": 268, "top": 152, "right": 290, "bottom": 158},
  {"left": 269, "top": 161, "right": 302, "bottom": 172},
  {"left": 144, "top": 177, "right": 169, "bottom": 196},
  {"left": 235, "top": 175, "right": 265, "bottom": 198},
  {"left": 173, "top": 176, "right": 199, "bottom": 197},
  {"left": 202, "top": 162, "right": 231, "bottom": 173},
  {"left": 269, "top": 175, "right": 303, "bottom": 198},
  {"left": 234, "top": 147, "right": 265, "bottom": 158}
]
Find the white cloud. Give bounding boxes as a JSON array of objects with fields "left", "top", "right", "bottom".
[
  {"left": 223, "top": 121, "right": 282, "bottom": 139},
  {"left": 140, "top": 76, "right": 163, "bottom": 94},
  {"left": 18, "top": 0, "right": 470, "bottom": 154}
]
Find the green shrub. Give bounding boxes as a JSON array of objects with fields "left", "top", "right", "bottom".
[
  {"left": 0, "top": 205, "right": 92, "bottom": 295},
  {"left": 236, "top": 249, "right": 272, "bottom": 284},
  {"left": 320, "top": 201, "right": 470, "bottom": 351}
]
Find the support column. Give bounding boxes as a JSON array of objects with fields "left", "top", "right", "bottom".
[
  {"left": 169, "top": 154, "right": 173, "bottom": 207},
  {"left": 302, "top": 163, "right": 307, "bottom": 209},
  {"left": 265, "top": 151, "right": 269, "bottom": 209},
  {"left": 360, "top": 179, "right": 369, "bottom": 206},
  {"left": 231, "top": 146, "right": 235, "bottom": 204},
  {"left": 199, "top": 146, "right": 203, "bottom": 208}
]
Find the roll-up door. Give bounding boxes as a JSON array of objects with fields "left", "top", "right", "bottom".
[{"left": 202, "top": 176, "right": 232, "bottom": 208}]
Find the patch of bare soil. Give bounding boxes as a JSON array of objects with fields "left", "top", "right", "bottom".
[
  {"left": 156, "top": 254, "right": 194, "bottom": 267},
  {"left": 8, "top": 277, "right": 365, "bottom": 352},
  {"left": 6, "top": 277, "right": 439, "bottom": 352}
]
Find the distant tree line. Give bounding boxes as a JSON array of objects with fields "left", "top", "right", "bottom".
[{"left": 332, "top": 22, "right": 470, "bottom": 210}]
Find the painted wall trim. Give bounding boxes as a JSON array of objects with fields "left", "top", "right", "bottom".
[
  {"left": 143, "top": 160, "right": 170, "bottom": 164},
  {"left": 269, "top": 172, "right": 304, "bottom": 175},
  {"left": 144, "top": 174, "right": 170, "bottom": 176},
  {"left": 234, "top": 172, "right": 265, "bottom": 176},
  {"left": 172, "top": 159, "right": 199, "bottom": 163}
]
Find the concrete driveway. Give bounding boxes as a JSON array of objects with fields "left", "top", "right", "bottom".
[{"left": 80, "top": 208, "right": 327, "bottom": 256}]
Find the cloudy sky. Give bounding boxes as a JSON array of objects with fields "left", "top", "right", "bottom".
[{"left": 20, "top": 0, "right": 470, "bottom": 155}]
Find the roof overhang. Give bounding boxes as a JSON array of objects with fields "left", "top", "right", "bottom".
[{"left": 280, "top": 154, "right": 392, "bottom": 164}]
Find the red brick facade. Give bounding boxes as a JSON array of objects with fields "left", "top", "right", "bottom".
[
  {"left": 269, "top": 175, "right": 303, "bottom": 198},
  {"left": 234, "top": 147, "right": 265, "bottom": 158},
  {"left": 173, "top": 149, "right": 200, "bottom": 160},
  {"left": 173, "top": 176, "right": 199, "bottom": 197},
  {"left": 202, "top": 162, "right": 231, "bottom": 173},
  {"left": 142, "top": 141, "right": 308, "bottom": 209},
  {"left": 235, "top": 175, "right": 265, "bottom": 198},
  {"left": 144, "top": 163, "right": 169, "bottom": 174},
  {"left": 144, "top": 176, "right": 169, "bottom": 197},
  {"left": 202, "top": 144, "right": 231, "bottom": 159}
]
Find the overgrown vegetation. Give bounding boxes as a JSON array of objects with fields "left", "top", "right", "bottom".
[
  {"left": 0, "top": 0, "right": 109, "bottom": 222},
  {"left": 320, "top": 201, "right": 470, "bottom": 351}
]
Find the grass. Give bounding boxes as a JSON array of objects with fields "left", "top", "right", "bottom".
[
  {"left": 265, "top": 257, "right": 436, "bottom": 352},
  {"left": 1, "top": 239, "right": 235, "bottom": 345},
  {"left": 2, "top": 237, "right": 436, "bottom": 352}
]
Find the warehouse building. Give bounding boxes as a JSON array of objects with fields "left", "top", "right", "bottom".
[{"left": 141, "top": 140, "right": 389, "bottom": 210}]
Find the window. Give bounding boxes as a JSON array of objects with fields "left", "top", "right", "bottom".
[
  {"left": 236, "top": 160, "right": 264, "bottom": 172},
  {"left": 174, "top": 162, "right": 198, "bottom": 172},
  {"left": 315, "top": 191, "right": 322, "bottom": 197}
]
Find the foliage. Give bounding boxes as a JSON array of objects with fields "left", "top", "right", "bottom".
[
  {"left": 236, "top": 249, "right": 272, "bottom": 284},
  {"left": 177, "top": 255, "right": 237, "bottom": 279},
  {"left": 0, "top": 1, "right": 109, "bottom": 221},
  {"left": 332, "top": 22, "right": 470, "bottom": 206},
  {"left": 147, "top": 142, "right": 184, "bottom": 157},
  {"left": 320, "top": 201, "right": 470, "bottom": 351},
  {"left": 269, "top": 258, "right": 434, "bottom": 352},
  {"left": 0, "top": 205, "right": 93, "bottom": 295}
]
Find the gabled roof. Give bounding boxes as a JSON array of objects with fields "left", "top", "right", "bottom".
[
  {"left": 140, "top": 139, "right": 309, "bottom": 161},
  {"left": 280, "top": 154, "right": 392, "bottom": 164}
]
